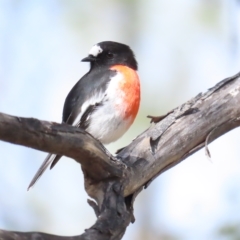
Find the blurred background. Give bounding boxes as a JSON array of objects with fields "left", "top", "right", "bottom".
[{"left": 1, "top": 0, "right": 240, "bottom": 239}]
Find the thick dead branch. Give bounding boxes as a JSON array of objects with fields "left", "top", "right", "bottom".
[
  {"left": 119, "top": 72, "right": 240, "bottom": 194},
  {"left": 0, "top": 72, "right": 240, "bottom": 239},
  {"left": 0, "top": 114, "right": 125, "bottom": 180}
]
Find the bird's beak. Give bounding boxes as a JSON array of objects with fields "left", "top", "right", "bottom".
[{"left": 81, "top": 55, "right": 96, "bottom": 62}]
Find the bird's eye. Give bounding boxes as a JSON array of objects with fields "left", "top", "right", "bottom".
[{"left": 106, "top": 52, "right": 114, "bottom": 59}]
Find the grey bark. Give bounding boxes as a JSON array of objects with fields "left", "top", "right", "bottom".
[{"left": 0, "top": 72, "right": 240, "bottom": 239}]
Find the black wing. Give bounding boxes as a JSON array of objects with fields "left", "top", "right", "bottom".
[
  {"left": 77, "top": 101, "right": 104, "bottom": 129},
  {"left": 28, "top": 67, "right": 116, "bottom": 189},
  {"left": 63, "top": 67, "right": 115, "bottom": 125}
]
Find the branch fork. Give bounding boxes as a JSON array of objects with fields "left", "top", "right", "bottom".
[{"left": 1, "top": 72, "right": 240, "bottom": 239}]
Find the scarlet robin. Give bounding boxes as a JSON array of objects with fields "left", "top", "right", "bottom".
[{"left": 28, "top": 41, "right": 141, "bottom": 189}]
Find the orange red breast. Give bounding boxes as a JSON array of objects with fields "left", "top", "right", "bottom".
[{"left": 110, "top": 65, "right": 140, "bottom": 124}]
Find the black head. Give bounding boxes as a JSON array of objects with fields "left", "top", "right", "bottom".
[{"left": 81, "top": 41, "right": 138, "bottom": 70}]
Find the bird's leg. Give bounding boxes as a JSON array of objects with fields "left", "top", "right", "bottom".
[{"left": 95, "top": 138, "right": 121, "bottom": 162}]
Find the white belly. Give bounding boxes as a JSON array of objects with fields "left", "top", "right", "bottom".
[{"left": 86, "top": 102, "right": 132, "bottom": 144}]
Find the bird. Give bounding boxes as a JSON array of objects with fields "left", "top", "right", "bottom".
[{"left": 28, "top": 41, "right": 140, "bottom": 189}]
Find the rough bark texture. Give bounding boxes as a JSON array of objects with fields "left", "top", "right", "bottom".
[{"left": 0, "top": 72, "right": 240, "bottom": 239}]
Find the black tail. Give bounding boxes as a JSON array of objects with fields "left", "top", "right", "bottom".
[{"left": 28, "top": 154, "right": 62, "bottom": 190}]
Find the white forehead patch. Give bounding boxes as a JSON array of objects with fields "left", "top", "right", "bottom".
[{"left": 89, "top": 44, "right": 103, "bottom": 57}]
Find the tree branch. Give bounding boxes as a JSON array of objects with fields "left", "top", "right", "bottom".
[
  {"left": 0, "top": 72, "right": 240, "bottom": 239},
  {"left": 0, "top": 113, "right": 125, "bottom": 180}
]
